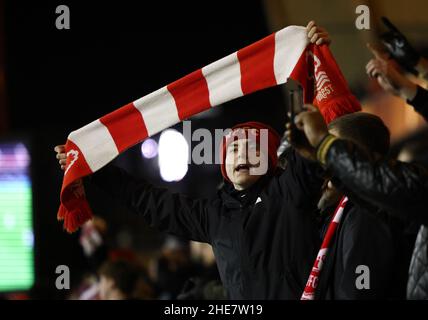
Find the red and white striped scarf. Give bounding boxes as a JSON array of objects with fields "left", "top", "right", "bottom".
[
  {"left": 57, "top": 26, "right": 360, "bottom": 233},
  {"left": 301, "top": 196, "right": 349, "bottom": 300}
]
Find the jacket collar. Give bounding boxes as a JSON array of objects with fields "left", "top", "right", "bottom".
[{"left": 219, "top": 175, "right": 270, "bottom": 209}]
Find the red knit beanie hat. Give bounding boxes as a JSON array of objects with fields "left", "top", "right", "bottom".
[{"left": 220, "top": 121, "right": 280, "bottom": 182}]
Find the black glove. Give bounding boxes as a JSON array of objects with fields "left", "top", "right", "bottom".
[{"left": 380, "top": 17, "right": 421, "bottom": 75}]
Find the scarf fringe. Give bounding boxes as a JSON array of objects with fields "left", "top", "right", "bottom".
[
  {"left": 317, "top": 94, "right": 362, "bottom": 124},
  {"left": 58, "top": 202, "right": 93, "bottom": 233}
]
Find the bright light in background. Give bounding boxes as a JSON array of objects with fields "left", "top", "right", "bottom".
[
  {"left": 158, "top": 129, "right": 189, "bottom": 182},
  {"left": 14, "top": 143, "right": 30, "bottom": 168},
  {"left": 140, "top": 138, "right": 158, "bottom": 159}
]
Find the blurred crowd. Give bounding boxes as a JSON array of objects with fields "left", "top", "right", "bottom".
[{"left": 67, "top": 217, "right": 225, "bottom": 300}]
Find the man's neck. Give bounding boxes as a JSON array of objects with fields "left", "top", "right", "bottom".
[{"left": 233, "top": 184, "right": 246, "bottom": 191}]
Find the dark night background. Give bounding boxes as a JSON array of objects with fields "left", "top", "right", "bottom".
[{"left": 1, "top": 0, "right": 286, "bottom": 298}]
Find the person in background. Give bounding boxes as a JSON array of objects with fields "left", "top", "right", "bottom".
[
  {"left": 149, "top": 236, "right": 202, "bottom": 299},
  {"left": 366, "top": 17, "right": 428, "bottom": 121},
  {"left": 378, "top": 17, "right": 428, "bottom": 82},
  {"left": 365, "top": 20, "right": 428, "bottom": 299},
  {"left": 396, "top": 138, "right": 428, "bottom": 300},
  {"left": 177, "top": 241, "right": 226, "bottom": 300},
  {"left": 79, "top": 216, "right": 109, "bottom": 270},
  {"left": 288, "top": 105, "right": 428, "bottom": 299},
  {"left": 68, "top": 216, "right": 109, "bottom": 300},
  {"left": 287, "top": 107, "right": 411, "bottom": 299},
  {"left": 98, "top": 258, "right": 154, "bottom": 300}
]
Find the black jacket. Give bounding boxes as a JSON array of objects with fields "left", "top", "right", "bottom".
[
  {"left": 317, "top": 86, "right": 428, "bottom": 300},
  {"left": 85, "top": 150, "right": 323, "bottom": 299},
  {"left": 407, "top": 86, "right": 428, "bottom": 299},
  {"left": 323, "top": 138, "right": 428, "bottom": 299},
  {"left": 325, "top": 139, "right": 428, "bottom": 225},
  {"left": 316, "top": 202, "right": 410, "bottom": 299},
  {"left": 409, "top": 86, "right": 428, "bottom": 122},
  {"left": 407, "top": 225, "right": 428, "bottom": 299}
]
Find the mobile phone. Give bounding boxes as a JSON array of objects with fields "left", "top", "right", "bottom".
[
  {"left": 285, "top": 78, "right": 304, "bottom": 125},
  {"left": 285, "top": 78, "right": 307, "bottom": 146}
]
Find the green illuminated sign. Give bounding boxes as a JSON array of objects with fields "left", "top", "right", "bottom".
[{"left": 0, "top": 143, "right": 34, "bottom": 292}]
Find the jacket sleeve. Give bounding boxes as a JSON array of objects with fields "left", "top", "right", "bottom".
[
  {"left": 84, "top": 164, "right": 213, "bottom": 243},
  {"left": 324, "top": 139, "right": 428, "bottom": 224},
  {"left": 276, "top": 148, "right": 324, "bottom": 209},
  {"left": 408, "top": 86, "right": 428, "bottom": 122}
]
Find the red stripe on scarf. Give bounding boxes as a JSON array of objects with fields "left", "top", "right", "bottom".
[
  {"left": 238, "top": 33, "right": 276, "bottom": 94},
  {"left": 100, "top": 102, "right": 148, "bottom": 153},
  {"left": 167, "top": 69, "right": 211, "bottom": 120}
]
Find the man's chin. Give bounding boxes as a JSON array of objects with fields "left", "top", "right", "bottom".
[
  {"left": 317, "top": 190, "right": 341, "bottom": 211},
  {"left": 234, "top": 171, "right": 252, "bottom": 181},
  {"left": 317, "top": 197, "right": 330, "bottom": 211},
  {"left": 233, "top": 175, "right": 260, "bottom": 188}
]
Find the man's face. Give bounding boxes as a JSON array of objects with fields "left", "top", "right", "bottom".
[
  {"left": 225, "top": 138, "right": 268, "bottom": 191},
  {"left": 317, "top": 179, "right": 342, "bottom": 211}
]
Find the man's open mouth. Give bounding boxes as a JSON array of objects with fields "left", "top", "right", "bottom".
[{"left": 235, "top": 164, "right": 251, "bottom": 172}]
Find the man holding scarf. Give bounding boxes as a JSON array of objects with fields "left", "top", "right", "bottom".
[
  {"left": 54, "top": 23, "right": 338, "bottom": 299},
  {"left": 56, "top": 119, "right": 325, "bottom": 299}
]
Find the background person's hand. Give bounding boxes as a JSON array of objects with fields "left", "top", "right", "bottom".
[
  {"left": 54, "top": 145, "right": 67, "bottom": 170},
  {"left": 293, "top": 105, "right": 329, "bottom": 147},
  {"left": 285, "top": 122, "right": 316, "bottom": 160},
  {"left": 306, "top": 21, "right": 331, "bottom": 45},
  {"left": 380, "top": 17, "right": 421, "bottom": 75},
  {"left": 285, "top": 105, "right": 329, "bottom": 160},
  {"left": 366, "top": 44, "right": 417, "bottom": 101}
]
